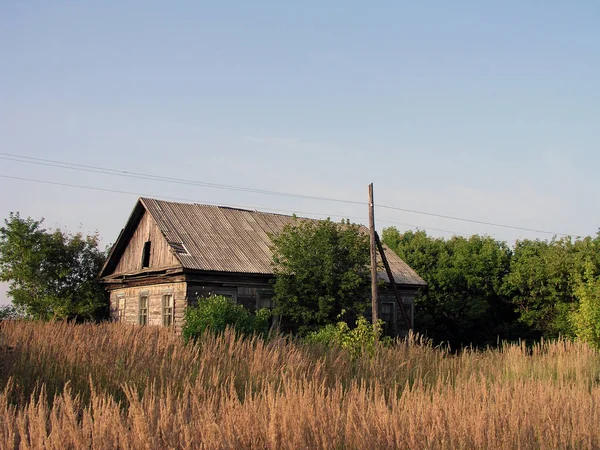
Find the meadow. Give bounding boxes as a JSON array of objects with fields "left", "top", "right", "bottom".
[{"left": 1, "top": 321, "right": 599, "bottom": 449}]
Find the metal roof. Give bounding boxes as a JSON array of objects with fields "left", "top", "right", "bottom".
[{"left": 139, "top": 197, "right": 427, "bottom": 286}]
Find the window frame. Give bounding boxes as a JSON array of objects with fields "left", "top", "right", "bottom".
[
  {"left": 117, "top": 295, "right": 126, "bottom": 322},
  {"left": 162, "top": 293, "right": 174, "bottom": 327},
  {"left": 207, "top": 288, "right": 238, "bottom": 303},
  {"left": 381, "top": 302, "right": 395, "bottom": 319},
  {"left": 256, "top": 289, "right": 275, "bottom": 310},
  {"left": 138, "top": 293, "right": 149, "bottom": 325}
]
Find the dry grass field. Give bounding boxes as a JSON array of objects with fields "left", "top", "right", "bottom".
[{"left": 1, "top": 321, "right": 599, "bottom": 449}]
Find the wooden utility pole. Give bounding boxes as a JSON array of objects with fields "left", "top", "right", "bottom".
[{"left": 368, "top": 183, "right": 379, "bottom": 326}]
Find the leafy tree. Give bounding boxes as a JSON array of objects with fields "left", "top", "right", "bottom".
[
  {"left": 382, "top": 228, "right": 521, "bottom": 347},
  {"left": 570, "top": 261, "right": 600, "bottom": 348},
  {"left": 502, "top": 235, "right": 600, "bottom": 338},
  {"left": 383, "top": 228, "right": 600, "bottom": 345},
  {"left": 270, "top": 218, "right": 370, "bottom": 334},
  {"left": 502, "top": 238, "right": 574, "bottom": 337},
  {"left": 0, "top": 213, "right": 107, "bottom": 321},
  {"left": 0, "top": 304, "right": 21, "bottom": 321}
]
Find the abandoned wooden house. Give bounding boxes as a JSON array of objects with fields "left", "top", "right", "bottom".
[{"left": 99, "top": 198, "right": 427, "bottom": 335}]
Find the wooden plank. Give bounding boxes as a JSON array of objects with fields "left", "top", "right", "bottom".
[{"left": 114, "top": 211, "right": 180, "bottom": 275}]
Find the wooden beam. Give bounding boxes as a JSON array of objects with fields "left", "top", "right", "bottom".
[
  {"left": 375, "top": 232, "right": 412, "bottom": 331},
  {"left": 368, "top": 183, "right": 379, "bottom": 326}
]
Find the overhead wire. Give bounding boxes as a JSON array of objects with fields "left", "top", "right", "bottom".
[
  {"left": 0, "top": 152, "right": 580, "bottom": 237},
  {"left": 0, "top": 154, "right": 365, "bottom": 205},
  {"left": 0, "top": 174, "right": 468, "bottom": 236}
]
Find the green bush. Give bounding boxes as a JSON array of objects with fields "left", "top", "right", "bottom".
[
  {"left": 182, "top": 295, "right": 271, "bottom": 343},
  {"left": 305, "top": 314, "right": 389, "bottom": 358}
]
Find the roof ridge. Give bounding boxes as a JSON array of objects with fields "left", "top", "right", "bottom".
[{"left": 140, "top": 196, "right": 329, "bottom": 223}]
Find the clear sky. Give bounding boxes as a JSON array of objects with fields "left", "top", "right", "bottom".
[{"left": 1, "top": 1, "right": 599, "bottom": 305}]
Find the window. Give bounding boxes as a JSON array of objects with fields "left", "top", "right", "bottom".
[
  {"left": 402, "top": 302, "right": 412, "bottom": 323},
  {"left": 117, "top": 297, "right": 126, "bottom": 322},
  {"left": 256, "top": 290, "right": 274, "bottom": 310},
  {"left": 162, "top": 294, "right": 174, "bottom": 327},
  {"left": 381, "top": 302, "right": 394, "bottom": 319},
  {"left": 207, "top": 289, "right": 237, "bottom": 303},
  {"left": 139, "top": 295, "right": 148, "bottom": 325},
  {"left": 141, "top": 241, "right": 151, "bottom": 268}
]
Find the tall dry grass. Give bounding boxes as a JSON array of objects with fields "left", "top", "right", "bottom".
[{"left": 1, "top": 320, "right": 599, "bottom": 449}]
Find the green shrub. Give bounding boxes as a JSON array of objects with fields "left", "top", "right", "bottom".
[
  {"left": 182, "top": 295, "right": 271, "bottom": 343},
  {"left": 305, "top": 314, "right": 389, "bottom": 358}
]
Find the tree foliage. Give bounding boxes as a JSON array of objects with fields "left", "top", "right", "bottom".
[
  {"left": 0, "top": 213, "right": 108, "bottom": 321},
  {"left": 270, "top": 218, "right": 370, "bottom": 334},
  {"left": 382, "top": 228, "right": 517, "bottom": 346},
  {"left": 503, "top": 236, "right": 600, "bottom": 338},
  {"left": 0, "top": 304, "right": 21, "bottom": 321},
  {"left": 383, "top": 228, "right": 600, "bottom": 347},
  {"left": 570, "top": 261, "right": 600, "bottom": 348}
]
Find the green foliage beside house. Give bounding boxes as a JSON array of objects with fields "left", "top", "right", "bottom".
[
  {"left": 269, "top": 218, "right": 371, "bottom": 334},
  {"left": 0, "top": 212, "right": 107, "bottom": 321}
]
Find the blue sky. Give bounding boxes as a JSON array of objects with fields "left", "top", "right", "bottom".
[{"left": 1, "top": 1, "right": 599, "bottom": 305}]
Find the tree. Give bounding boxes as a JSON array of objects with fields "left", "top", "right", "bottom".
[
  {"left": 0, "top": 213, "right": 108, "bottom": 321},
  {"left": 501, "top": 235, "right": 600, "bottom": 339},
  {"left": 270, "top": 218, "right": 370, "bottom": 334},
  {"left": 382, "top": 228, "right": 521, "bottom": 347},
  {"left": 502, "top": 238, "right": 575, "bottom": 338},
  {"left": 0, "top": 304, "right": 21, "bottom": 321},
  {"left": 383, "top": 228, "right": 600, "bottom": 345},
  {"left": 571, "top": 261, "right": 600, "bottom": 348}
]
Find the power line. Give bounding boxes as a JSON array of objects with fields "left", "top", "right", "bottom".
[
  {"left": 377, "top": 204, "right": 578, "bottom": 237},
  {"left": 0, "top": 154, "right": 365, "bottom": 205},
  {"left": 0, "top": 174, "right": 467, "bottom": 236},
  {"left": 0, "top": 153, "right": 580, "bottom": 237}
]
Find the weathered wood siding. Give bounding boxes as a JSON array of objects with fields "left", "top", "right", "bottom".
[
  {"left": 109, "top": 281, "right": 187, "bottom": 329},
  {"left": 377, "top": 289, "right": 415, "bottom": 337},
  {"left": 113, "top": 210, "right": 179, "bottom": 275}
]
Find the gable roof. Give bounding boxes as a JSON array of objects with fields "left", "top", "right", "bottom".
[{"left": 101, "top": 197, "right": 426, "bottom": 287}]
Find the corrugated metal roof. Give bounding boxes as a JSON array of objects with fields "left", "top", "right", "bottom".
[{"left": 140, "top": 198, "right": 427, "bottom": 286}]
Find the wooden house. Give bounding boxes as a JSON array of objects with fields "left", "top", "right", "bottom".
[{"left": 99, "top": 198, "right": 426, "bottom": 334}]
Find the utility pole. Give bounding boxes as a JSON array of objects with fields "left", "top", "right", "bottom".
[{"left": 368, "top": 183, "right": 379, "bottom": 326}]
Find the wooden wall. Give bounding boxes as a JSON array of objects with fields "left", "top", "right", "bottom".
[
  {"left": 113, "top": 210, "right": 179, "bottom": 275},
  {"left": 109, "top": 281, "right": 187, "bottom": 329},
  {"left": 378, "top": 289, "right": 415, "bottom": 337}
]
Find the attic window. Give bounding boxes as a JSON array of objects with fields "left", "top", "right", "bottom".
[
  {"left": 141, "top": 241, "right": 151, "bottom": 268},
  {"left": 169, "top": 242, "right": 189, "bottom": 254}
]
